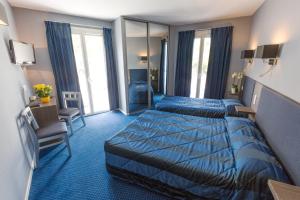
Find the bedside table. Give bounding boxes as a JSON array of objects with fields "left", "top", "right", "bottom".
[
  {"left": 235, "top": 106, "right": 256, "bottom": 121},
  {"left": 268, "top": 180, "right": 300, "bottom": 200},
  {"left": 225, "top": 91, "right": 241, "bottom": 100}
]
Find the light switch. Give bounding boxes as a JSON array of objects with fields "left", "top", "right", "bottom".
[{"left": 252, "top": 94, "right": 257, "bottom": 105}]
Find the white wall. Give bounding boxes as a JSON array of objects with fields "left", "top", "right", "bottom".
[
  {"left": 113, "top": 17, "right": 128, "bottom": 114},
  {"left": 168, "top": 16, "right": 252, "bottom": 96},
  {"left": 245, "top": 0, "right": 300, "bottom": 103},
  {"left": 12, "top": 7, "right": 112, "bottom": 101},
  {"left": 0, "top": 1, "right": 32, "bottom": 200}
]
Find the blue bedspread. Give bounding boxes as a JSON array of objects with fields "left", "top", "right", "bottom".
[
  {"left": 155, "top": 96, "right": 243, "bottom": 118},
  {"left": 104, "top": 110, "right": 290, "bottom": 199},
  {"left": 129, "top": 81, "right": 153, "bottom": 104}
]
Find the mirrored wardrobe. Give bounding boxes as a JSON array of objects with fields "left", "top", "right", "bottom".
[{"left": 124, "top": 18, "right": 169, "bottom": 114}]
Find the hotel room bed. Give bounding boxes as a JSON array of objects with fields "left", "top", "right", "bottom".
[
  {"left": 155, "top": 96, "right": 243, "bottom": 118},
  {"left": 155, "top": 76, "right": 256, "bottom": 118},
  {"left": 128, "top": 69, "right": 154, "bottom": 109},
  {"left": 104, "top": 110, "right": 290, "bottom": 199}
]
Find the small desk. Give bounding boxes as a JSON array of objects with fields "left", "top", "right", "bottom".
[
  {"left": 268, "top": 180, "right": 300, "bottom": 200},
  {"left": 29, "top": 98, "right": 59, "bottom": 127},
  {"left": 235, "top": 106, "right": 256, "bottom": 121}
]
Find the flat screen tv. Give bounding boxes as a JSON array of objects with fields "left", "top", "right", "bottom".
[{"left": 9, "top": 40, "right": 36, "bottom": 65}]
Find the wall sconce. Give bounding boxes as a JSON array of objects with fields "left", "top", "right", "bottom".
[
  {"left": 0, "top": 2, "right": 9, "bottom": 26},
  {"left": 241, "top": 50, "right": 255, "bottom": 63},
  {"left": 140, "top": 56, "right": 148, "bottom": 63},
  {"left": 255, "top": 44, "right": 280, "bottom": 65}
]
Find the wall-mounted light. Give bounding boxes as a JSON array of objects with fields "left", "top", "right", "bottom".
[
  {"left": 0, "top": 2, "right": 9, "bottom": 26},
  {"left": 140, "top": 56, "right": 148, "bottom": 63},
  {"left": 241, "top": 50, "right": 255, "bottom": 63},
  {"left": 256, "top": 44, "right": 280, "bottom": 65}
]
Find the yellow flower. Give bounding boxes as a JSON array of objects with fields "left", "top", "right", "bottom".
[
  {"left": 231, "top": 72, "right": 237, "bottom": 78},
  {"left": 33, "top": 84, "right": 46, "bottom": 91},
  {"left": 46, "top": 85, "right": 53, "bottom": 90}
]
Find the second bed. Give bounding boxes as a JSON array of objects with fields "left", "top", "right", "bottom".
[{"left": 104, "top": 110, "right": 289, "bottom": 199}]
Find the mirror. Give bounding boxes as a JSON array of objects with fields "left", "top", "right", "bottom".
[
  {"left": 125, "top": 20, "right": 149, "bottom": 113},
  {"left": 149, "top": 23, "right": 169, "bottom": 104}
]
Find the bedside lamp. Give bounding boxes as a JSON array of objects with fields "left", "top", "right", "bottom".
[
  {"left": 241, "top": 50, "right": 255, "bottom": 63},
  {"left": 0, "top": 2, "right": 9, "bottom": 26},
  {"left": 256, "top": 44, "right": 280, "bottom": 65}
]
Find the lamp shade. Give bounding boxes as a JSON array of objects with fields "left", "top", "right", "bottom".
[
  {"left": 241, "top": 50, "right": 255, "bottom": 59},
  {"left": 0, "top": 3, "right": 8, "bottom": 26},
  {"left": 255, "top": 44, "right": 280, "bottom": 59}
]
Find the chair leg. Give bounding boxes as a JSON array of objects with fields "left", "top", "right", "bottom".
[
  {"left": 64, "top": 133, "right": 72, "bottom": 157},
  {"left": 68, "top": 117, "right": 74, "bottom": 136},
  {"left": 81, "top": 114, "right": 86, "bottom": 126}
]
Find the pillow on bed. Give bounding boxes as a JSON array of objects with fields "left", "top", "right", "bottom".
[
  {"left": 226, "top": 117, "right": 291, "bottom": 199},
  {"left": 130, "top": 80, "right": 147, "bottom": 84}
]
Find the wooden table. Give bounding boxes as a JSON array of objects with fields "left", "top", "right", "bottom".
[
  {"left": 268, "top": 180, "right": 300, "bottom": 200},
  {"left": 29, "top": 98, "right": 59, "bottom": 127}
]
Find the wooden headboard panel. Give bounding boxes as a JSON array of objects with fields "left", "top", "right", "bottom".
[{"left": 256, "top": 87, "right": 300, "bottom": 185}]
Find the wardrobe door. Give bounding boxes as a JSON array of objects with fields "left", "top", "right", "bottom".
[
  {"left": 125, "top": 20, "right": 149, "bottom": 114},
  {"left": 149, "top": 23, "right": 169, "bottom": 104}
]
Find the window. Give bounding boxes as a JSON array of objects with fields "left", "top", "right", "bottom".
[
  {"left": 190, "top": 30, "right": 211, "bottom": 98},
  {"left": 71, "top": 26, "right": 110, "bottom": 115}
]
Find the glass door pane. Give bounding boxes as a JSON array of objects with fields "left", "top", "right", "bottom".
[
  {"left": 190, "top": 30, "right": 211, "bottom": 99},
  {"left": 84, "top": 34, "right": 110, "bottom": 112},
  {"left": 190, "top": 38, "right": 201, "bottom": 98},
  {"left": 125, "top": 20, "right": 149, "bottom": 113},
  {"left": 72, "top": 33, "right": 92, "bottom": 114},
  {"left": 198, "top": 37, "right": 211, "bottom": 98},
  {"left": 72, "top": 27, "right": 110, "bottom": 115},
  {"left": 149, "top": 23, "right": 169, "bottom": 105}
]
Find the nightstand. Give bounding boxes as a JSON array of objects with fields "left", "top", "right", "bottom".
[
  {"left": 235, "top": 106, "right": 256, "bottom": 121},
  {"left": 225, "top": 91, "right": 241, "bottom": 100},
  {"left": 268, "top": 180, "right": 300, "bottom": 200}
]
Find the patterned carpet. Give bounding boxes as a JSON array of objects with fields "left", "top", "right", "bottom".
[{"left": 29, "top": 111, "right": 170, "bottom": 200}]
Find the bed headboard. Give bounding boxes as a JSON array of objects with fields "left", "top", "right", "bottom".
[
  {"left": 130, "top": 69, "right": 148, "bottom": 82},
  {"left": 256, "top": 87, "right": 300, "bottom": 185},
  {"left": 241, "top": 76, "right": 256, "bottom": 106}
]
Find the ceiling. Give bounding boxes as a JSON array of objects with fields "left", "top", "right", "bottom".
[{"left": 8, "top": 0, "right": 265, "bottom": 25}]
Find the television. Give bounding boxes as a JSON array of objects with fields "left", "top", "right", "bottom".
[{"left": 9, "top": 40, "right": 36, "bottom": 65}]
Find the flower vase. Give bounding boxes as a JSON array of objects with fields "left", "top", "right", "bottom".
[
  {"left": 40, "top": 96, "right": 50, "bottom": 104},
  {"left": 231, "top": 87, "right": 238, "bottom": 94}
]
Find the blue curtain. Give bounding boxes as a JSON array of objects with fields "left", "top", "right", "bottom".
[
  {"left": 204, "top": 26, "right": 233, "bottom": 99},
  {"left": 103, "top": 28, "right": 119, "bottom": 110},
  {"left": 175, "top": 30, "right": 195, "bottom": 97},
  {"left": 159, "top": 39, "right": 166, "bottom": 94},
  {"left": 45, "top": 21, "right": 82, "bottom": 111}
]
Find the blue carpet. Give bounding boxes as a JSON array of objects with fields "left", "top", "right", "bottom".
[{"left": 29, "top": 111, "right": 170, "bottom": 200}]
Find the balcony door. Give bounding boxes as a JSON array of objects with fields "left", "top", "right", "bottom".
[
  {"left": 190, "top": 30, "right": 211, "bottom": 99},
  {"left": 71, "top": 26, "right": 110, "bottom": 115}
]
